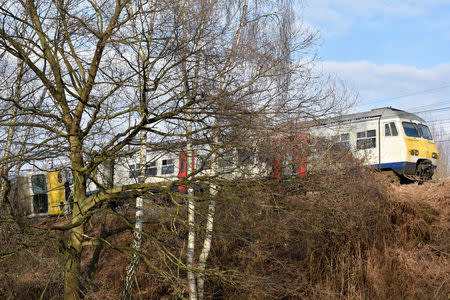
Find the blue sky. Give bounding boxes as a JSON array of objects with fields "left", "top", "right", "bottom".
[{"left": 298, "top": 0, "right": 450, "bottom": 144}]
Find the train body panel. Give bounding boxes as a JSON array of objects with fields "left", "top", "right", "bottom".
[{"left": 10, "top": 107, "right": 438, "bottom": 218}]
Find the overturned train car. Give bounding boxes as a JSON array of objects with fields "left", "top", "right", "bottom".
[{"left": 9, "top": 170, "right": 72, "bottom": 217}]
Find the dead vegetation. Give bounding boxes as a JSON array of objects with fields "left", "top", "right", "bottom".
[{"left": 0, "top": 155, "right": 448, "bottom": 299}]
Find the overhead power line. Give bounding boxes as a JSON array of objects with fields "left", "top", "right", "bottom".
[
  {"left": 426, "top": 118, "right": 450, "bottom": 123},
  {"left": 402, "top": 100, "right": 450, "bottom": 113},
  {"left": 415, "top": 106, "right": 450, "bottom": 114},
  {"left": 356, "top": 84, "right": 450, "bottom": 108}
]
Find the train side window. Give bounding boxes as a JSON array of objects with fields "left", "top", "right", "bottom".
[
  {"left": 340, "top": 133, "right": 350, "bottom": 149},
  {"left": 385, "top": 124, "right": 391, "bottom": 136},
  {"left": 196, "top": 155, "right": 210, "bottom": 170},
  {"left": 145, "top": 161, "right": 158, "bottom": 176},
  {"left": 238, "top": 148, "right": 256, "bottom": 165},
  {"left": 161, "top": 159, "right": 174, "bottom": 175},
  {"left": 357, "top": 130, "right": 376, "bottom": 149},
  {"left": 129, "top": 164, "right": 140, "bottom": 178},
  {"left": 219, "top": 151, "right": 234, "bottom": 168},
  {"left": 402, "top": 122, "right": 420, "bottom": 137},
  {"left": 390, "top": 122, "right": 398, "bottom": 136}
]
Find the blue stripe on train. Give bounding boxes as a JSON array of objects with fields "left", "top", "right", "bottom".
[{"left": 369, "top": 161, "right": 416, "bottom": 174}]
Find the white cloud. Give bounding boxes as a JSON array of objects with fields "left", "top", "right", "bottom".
[{"left": 319, "top": 60, "right": 450, "bottom": 115}]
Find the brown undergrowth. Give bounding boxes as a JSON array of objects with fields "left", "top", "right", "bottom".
[
  {"left": 206, "top": 166, "right": 449, "bottom": 299},
  {"left": 0, "top": 155, "right": 448, "bottom": 299}
]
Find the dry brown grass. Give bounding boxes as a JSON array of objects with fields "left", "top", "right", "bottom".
[
  {"left": 0, "top": 154, "right": 448, "bottom": 299},
  {"left": 204, "top": 153, "right": 449, "bottom": 299},
  {"left": 0, "top": 217, "right": 65, "bottom": 299}
]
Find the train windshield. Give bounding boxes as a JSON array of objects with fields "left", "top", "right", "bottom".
[
  {"left": 402, "top": 122, "right": 433, "bottom": 140},
  {"left": 31, "top": 174, "right": 47, "bottom": 194},
  {"left": 418, "top": 124, "right": 433, "bottom": 140}
]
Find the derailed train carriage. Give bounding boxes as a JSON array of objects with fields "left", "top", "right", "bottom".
[{"left": 8, "top": 169, "right": 72, "bottom": 217}]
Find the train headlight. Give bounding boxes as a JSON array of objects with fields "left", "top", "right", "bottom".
[
  {"left": 432, "top": 152, "right": 438, "bottom": 159},
  {"left": 409, "top": 149, "right": 419, "bottom": 156}
]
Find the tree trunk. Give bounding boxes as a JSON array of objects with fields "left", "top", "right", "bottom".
[
  {"left": 64, "top": 221, "right": 84, "bottom": 300},
  {"left": 123, "top": 129, "right": 146, "bottom": 299},
  {"left": 196, "top": 133, "right": 219, "bottom": 299},
  {"left": 0, "top": 105, "right": 16, "bottom": 212},
  {"left": 196, "top": 195, "right": 216, "bottom": 299},
  {"left": 64, "top": 139, "right": 87, "bottom": 300},
  {"left": 64, "top": 173, "right": 86, "bottom": 300},
  {"left": 0, "top": 58, "right": 24, "bottom": 210},
  {"left": 185, "top": 116, "right": 198, "bottom": 300}
]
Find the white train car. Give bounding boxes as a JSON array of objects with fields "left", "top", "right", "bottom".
[
  {"left": 88, "top": 143, "right": 269, "bottom": 193},
  {"left": 311, "top": 107, "right": 439, "bottom": 181}
]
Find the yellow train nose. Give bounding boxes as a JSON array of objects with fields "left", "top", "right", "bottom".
[{"left": 405, "top": 137, "right": 439, "bottom": 160}]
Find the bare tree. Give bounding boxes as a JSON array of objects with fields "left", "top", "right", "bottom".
[
  {"left": 121, "top": 2, "right": 155, "bottom": 298},
  {"left": 0, "top": 1, "right": 350, "bottom": 299},
  {"left": 173, "top": 1, "right": 351, "bottom": 299}
]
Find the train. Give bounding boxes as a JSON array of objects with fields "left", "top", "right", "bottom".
[
  {"left": 88, "top": 107, "right": 440, "bottom": 189},
  {"left": 8, "top": 107, "right": 439, "bottom": 217}
]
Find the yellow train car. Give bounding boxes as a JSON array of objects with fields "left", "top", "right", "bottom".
[{"left": 9, "top": 169, "right": 71, "bottom": 217}]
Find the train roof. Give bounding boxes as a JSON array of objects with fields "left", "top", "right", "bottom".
[{"left": 323, "top": 107, "right": 426, "bottom": 125}]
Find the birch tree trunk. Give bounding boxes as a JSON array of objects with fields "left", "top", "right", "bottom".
[
  {"left": 185, "top": 115, "right": 198, "bottom": 300},
  {"left": 179, "top": 1, "right": 204, "bottom": 297},
  {"left": 196, "top": 2, "right": 247, "bottom": 298},
  {"left": 123, "top": 131, "right": 146, "bottom": 300},
  {"left": 196, "top": 133, "right": 218, "bottom": 299},
  {"left": 122, "top": 2, "right": 155, "bottom": 297}
]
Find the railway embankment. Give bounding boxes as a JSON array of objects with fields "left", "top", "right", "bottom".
[{"left": 0, "top": 175, "right": 448, "bottom": 299}]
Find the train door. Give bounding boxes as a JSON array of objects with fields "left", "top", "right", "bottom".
[
  {"left": 379, "top": 121, "right": 402, "bottom": 166},
  {"left": 354, "top": 120, "right": 379, "bottom": 165},
  {"left": 179, "top": 151, "right": 187, "bottom": 179},
  {"left": 271, "top": 135, "right": 308, "bottom": 179},
  {"left": 46, "top": 170, "right": 65, "bottom": 216},
  {"left": 297, "top": 135, "right": 308, "bottom": 178},
  {"left": 31, "top": 174, "right": 48, "bottom": 214},
  {"left": 178, "top": 150, "right": 195, "bottom": 191}
]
